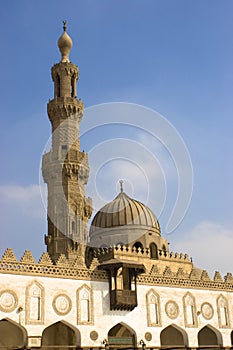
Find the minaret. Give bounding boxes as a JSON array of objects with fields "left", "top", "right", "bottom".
[{"left": 42, "top": 22, "right": 92, "bottom": 261}]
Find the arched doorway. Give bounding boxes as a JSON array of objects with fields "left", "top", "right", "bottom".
[
  {"left": 160, "top": 324, "right": 188, "bottom": 347},
  {"left": 198, "top": 325, "right": 222, "bottom": 349},
  {"left": 0, "top": 318, "right": 27, "bottom": 350},
  {"left": 108, "top": 323, "right": 136, "bottom": 349},
  {"left": 231, "top": 330, "right": 233, "bottom": 346},
  {"left": 42, "top": 321, "right": 80, "bottom": 350}
]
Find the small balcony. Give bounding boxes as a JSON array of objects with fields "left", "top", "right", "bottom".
[{"left": 110, "top": 289, "right": 137, "bottom": 311}]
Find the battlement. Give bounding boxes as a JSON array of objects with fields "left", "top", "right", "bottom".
[
  {"left": 0, "top": 248, "right": 233, "bottom": 291},
  {"left": 95, "top": 244, "right": 191, "bottom": 263}
]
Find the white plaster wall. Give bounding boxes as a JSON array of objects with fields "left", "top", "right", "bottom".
[{"left": 0, "top": 273, "right": 233, "bottom": 347}]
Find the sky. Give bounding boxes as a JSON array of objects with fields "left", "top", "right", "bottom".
[{"left": 0, "top": 0, "right": 233, "bottom": 276}]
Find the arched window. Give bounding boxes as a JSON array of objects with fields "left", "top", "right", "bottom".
[
  {"left": 183, "top": 292, "right": 197, "bottom": 327},
  {"left": 146, "top": 289, "right": 160, "bottom": 326},
  {"left": 55, "top": 74, "right": 60, "bottom": 98},
  {"left": 26, "top": 281, "right": 44, "bottom": 324},
  {"left": 71, "top": 220, "right": 75, "bottom": 235},
  {"left": 149, "top": 243, "right": 158, "bottom": 259},
  {"left": 217, "top": 295, "right": 229, "bottom": 327},
  {"left": 132, "top": 241, "right": 144, "bottom": 252},
  {"left": 77, "top": 285, "right": 93, "bottom": 325}
]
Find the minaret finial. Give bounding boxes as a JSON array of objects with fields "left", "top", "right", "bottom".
[
  {"left": 58, "top": 21, "right": 73, "bottom": 63},
  {"left": 63, "top": 20, "right": 67, "bottom": 32},
  {"left": 119, "top": 180, "right": 124, "bottom": 193}
]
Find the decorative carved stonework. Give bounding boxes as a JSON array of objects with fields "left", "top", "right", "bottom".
[
  {"left": 201, "top": 302, "right": 214, "bottom": 320},
  {"left": 0, "top": 290, "right": 18, "bottom": 312},
  {"left": 90, "top": 331, "right": 98, "bottom": 341},
  {"left": 53, "top": 294, "right": 72, "bottom": 315},
  {"left": 165, "top": 300, "right": 179, "bottom": 319},
  {"left": 145, "top": 332, "right": 152, "bottom": 341}
]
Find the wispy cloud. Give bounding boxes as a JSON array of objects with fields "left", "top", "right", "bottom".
[
  {"left": 172, "top": 221, "right": 233, "bottom": 277},
  {"left": 0, "top": 184, "right": 46, "bottom": 260}
]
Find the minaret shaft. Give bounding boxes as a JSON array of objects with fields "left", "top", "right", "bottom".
[{"left": 42, "top": 24, "right": 92, "bottom": 261}]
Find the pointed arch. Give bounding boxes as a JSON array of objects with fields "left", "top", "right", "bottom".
[
  {"left": 77, "top": 284, "right": 93, "bottom": 325},
  {"left": 149, "top": 243, "right": 158, "bottom": 259},
  {"left": 183, "top": 292, "right": 197, "bottom": 327},
  {"left": 42, "top": 320, "right": 80, "bottom": 350},
  {"left": 0, "top": 318, "right": 27, "bottom": 350},
  {"left": 217, "top": 294, "right": 229, "bottom": 328},
  {"left": 198, "top": 325, "right": 223, "bottom": 347},
  {"left": 25, "top": 280, "right": 44, "bottom": 324},
  {"left": 146, "top": 289, "right": 161, "bottom": 326},
  {"left": 108, "top": 322, "right": 136, "bottom": 348},
  {"left": 160, "top": 324, "right": 188, "bottom": 347}
]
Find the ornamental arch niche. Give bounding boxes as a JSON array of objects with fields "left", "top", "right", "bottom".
[
  {"left": 108, "top": 322, "right": 136, "bottom": 349},
  {"left": 41, "top": 320, "right": 80, "bottom": 350},
  {"left": 160, "top": 324, "right": 188, "bottom": 347},
  {"left": 198, "top": 325, "right": 223, "bottom": 349},
  {"left": 0, "top": 318, "right": 27, "bottom": 350},
  {"left": 25, "top": 280, "right": 44, "bottom": 324},
  {"left": 77, "top": 284, "right": 93, "bottom": 324},
  {"left": 183, "top": 292, "right": 197, "bottom": 327},
  {"left": 146, "top": 289, "right": 161, "bottom": 326},
  {"left": 217, "top": 294, "right": 229, "bottom": 328}
]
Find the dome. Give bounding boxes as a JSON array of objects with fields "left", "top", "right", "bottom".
[
  {"left": 58, "top": 21, "right": 73, "bottom": 63},
  {"left": 89, "top": 190, "right": 160, "bottom": 247}
]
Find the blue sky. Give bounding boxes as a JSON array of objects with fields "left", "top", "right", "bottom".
[{"left": 0, "top": 1, "right": 233, "bottom": 275}]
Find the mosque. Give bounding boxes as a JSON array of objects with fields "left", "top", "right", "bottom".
[{"left": 0, "top": 23, "right": 233, "bottom": 350}]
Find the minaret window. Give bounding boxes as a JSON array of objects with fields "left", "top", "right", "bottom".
[
  {"left": 61, "top": 145, "right": 68, "bottom": 158},
  {"left": 72, "top": 221, "right": 75, "bottom": 235},
  {"left": 71, "top": 75, "right": 76, "bottom": 98},
  {"left": 55, "top": 74, "right": 60, "bottom": 98}
]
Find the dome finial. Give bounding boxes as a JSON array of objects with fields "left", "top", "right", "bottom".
[
  {"left": 119, "top": 180, "right": 124, "bottom": 193},
  {"left": 63, "top": 20, "right": 67, "bottom": 32},
  {"left": 58, "top": 20, "right": 73, "bottom": 63}
]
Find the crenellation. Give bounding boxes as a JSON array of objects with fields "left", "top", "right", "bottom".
[
  {"left": 214, "top": 271, "right": 223, "bottom": 282},
  {"left": 20, "top": 250, "right": 35, "bottom": 264},
  {"left": 224, "top": 272, "right": 233, "bottom": 283},
  {"left": 1, "top": 248, "right": 18, "bottom": 262},
  {"left": 200, "top": 270, "right": 211, "bottom": 281}
]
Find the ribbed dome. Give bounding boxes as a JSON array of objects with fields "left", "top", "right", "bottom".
[{"left": 89, "top": 191, "right": 160, "bottom": 247}]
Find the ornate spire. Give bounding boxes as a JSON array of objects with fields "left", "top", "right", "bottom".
[
  {"left": 63, "top": 20, "right": 67, "bottom": 32},
  {"left": 119, "top": 180, "right": 124, "bottom": 193},
  {"left": 58, "top": 20, "right": 73, "bottom": 63}
]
